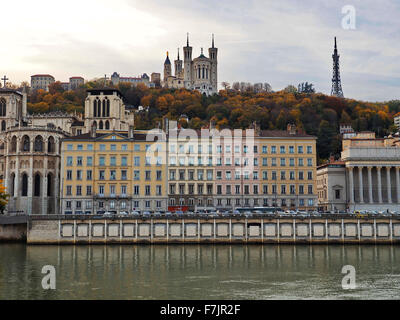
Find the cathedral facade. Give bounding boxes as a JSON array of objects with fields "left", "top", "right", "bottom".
[{"left": 163, "top": 34, "right": 218, "bottom": 95}]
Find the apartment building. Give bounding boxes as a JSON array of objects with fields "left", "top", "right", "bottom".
[{"left": 60, "top": 128, "right": 168, "bottom": 214}]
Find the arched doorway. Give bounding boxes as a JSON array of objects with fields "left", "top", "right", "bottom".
[{"left": 99, "top": 121, "right": 103, "bottom": 129}]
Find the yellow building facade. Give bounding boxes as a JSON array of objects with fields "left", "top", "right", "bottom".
[{"left": 60, "top": 129, "right": 168, "bottom": 214}]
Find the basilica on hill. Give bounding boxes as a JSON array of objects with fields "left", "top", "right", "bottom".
[{"left": 163, "top": 34, "right": 218, "bottom": 96}]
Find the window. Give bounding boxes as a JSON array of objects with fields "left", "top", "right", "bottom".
[
  {"left": 280, "top": 158, "right": 286, "bottom": 166},
  {"left": 100, "top": 144, "right": 106, "bottom": 151},
  {"left": 67, "top": 156, "right": 73, "bottom": 166},
  {"left": 145, "top": 171, "right": 151, "bottom": 181},
  {"left": 289, "top": 146, "right": 294, "bottom": 154},
  {"left": 99, "top": 156, "right": 105, "bottom": 166},
  {"left": 134, "top": 157, "right": 140, "bottom": 166},
  {"left": 110, "top": 144, "right": 116, "bottom": 151},
  {"left": 271, "top": 146, "right": 276, "bottom": 154},
  {"left": 262, "top": 146, "right": 267, "bottom": 154},
  {"left": 110, "top": 156, "right": 116, "bottom": 166},
  {"left": 121, "top": 170, "right": 127, "bottom": 180},
  {"left": 280, "top": 146, "right": 285, "bottom": 154},
  {"left": 290, "top": 171, "right": 295, "bottom": 180},
  {"left": 299, "top": 158, "right": 304, "bottom": 166},
  {"left": 307, "top": 158, "right": 313, "bottom": 167},
  {"left": 289, "top": 158, "right": 295, "bottom": 167},
  {"left": 262, "top": 171, "right": 268, "bottom": 180},
  {"left": 66, "top": 186, "right": 72, "bottom": 196},
  {"left": 145, "top": 185, "right": 151, "bottom": 196},
  {"left": 134, "top": 185, "right": 140, "bottom": 195},
  {"left": 86, "top": 186, "right": 92, "bottom": 196},
  {"left": 308, "top": 185, "right": 313, "bottom": 194},
  {"left": 134, "top": 145, "right": 140, "bottom": 151},
  {"left": 308, "top": 171, "right": 313, "bottom": 180},
  {"left": 145, "top": 157, "right": 151, "bottom": 166},
  {"left": 156, "top": 185, "right": 162, "bottom": 196},
  {"left": 299, "top": 171, "right": 304, "bottom": 180},
  {"left": 76, "top": 170, "right": 82, "bottom": 180},
  {"left": 87, "top": 144, "right": 93, "bottom": 151},
  {"left": 156, "top": 170, "right": 162, "bottom": 181},
  {"left": 121, "top": 185, "right": 127, "bottom": 196},
  {"left": 77, "top": 144, "right": 83, "bottom": 151},
  {"left": 335, "top": 189, "right": 341, "bottom": 199},
  {"left": 298, "top": 146, "right": 303, "bottom": 154},
  {"left": 87, "top": 156, "right": 93, "bottom": 166},
  {"left": 121, "top": 156, "right": 127, "bottom": 166},
  {"left": 280, "top": 171, "right": 286, "bottom": 180},
  {"left": 99, "top": 170, "right": 105, "bottom": 180},
  {"left": 110, "top": 170, "right": 116, "bottom": 180},
  {"left": 122, "top": 144, "right": 127, "bottom": 151},
  {"left": 99, "top": 185, "right": 105, "bottom": 196},
  {"left": 134, "top": 170, "right": 140, "bottom": 180},
  {"left": 262, "top": 158, "right": 268, "bottom": 166},
  {"left": 76, "top": 186, "right": 82, "bottom": 196},
  {"left": 67, "top": 144, "right": 73, "bottom": 151},
  {"left": 253, "top": 171, "right": 258, "bottom": 180},
  {"left": 226, "top": 171, "right": 231, "bottom": 180},
  {"left": 307, "top": 146, "right": 312, "bottom": 154},
  {"left": 66, "top": 170, "right": 72, "bottom": 180}
]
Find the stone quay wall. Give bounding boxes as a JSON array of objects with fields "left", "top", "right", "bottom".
[{"left": 26, "top": 216, "right": 400, "bottom": 244}]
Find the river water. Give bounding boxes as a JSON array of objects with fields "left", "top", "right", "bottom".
[{"left": 0, "top": 244, "right": 399, "bottom": 300}]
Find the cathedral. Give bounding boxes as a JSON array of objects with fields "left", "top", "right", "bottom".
[
  {"left": 0, "top": 84, "right": 135, "bottom": 215},
  {"left": 163, "top": 34, "right": 218, "bottom": 95}
]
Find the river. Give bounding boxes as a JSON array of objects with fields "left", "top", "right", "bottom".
[{"left": 0, "top": 244, "right": 399, "bottom": 299}]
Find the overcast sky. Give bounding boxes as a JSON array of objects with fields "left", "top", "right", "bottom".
[{"left": 1, "top": 0, "right": 399, "bottom": 102}]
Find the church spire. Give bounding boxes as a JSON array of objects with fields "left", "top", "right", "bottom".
[
  {"left": 212, "top": 34, "right": 214, "bottom": 48},
  {"left": 186, "top": 32, "right": 189, "bottom": 47},
  {"left": 177, "top": 48, "right": 180, "bottom": 60}
]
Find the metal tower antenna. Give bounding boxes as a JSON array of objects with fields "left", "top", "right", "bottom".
[{"left": 331, "top": 37, "right": 344, "bottom": 98}]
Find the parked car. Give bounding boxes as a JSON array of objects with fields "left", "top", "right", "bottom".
[{"left": 119, "top": 211, "right": 129, "bottom": 216}]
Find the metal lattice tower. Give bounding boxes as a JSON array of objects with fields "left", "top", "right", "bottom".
[{"left": 331, "top": 37, "right": 344, "bottom": 98}]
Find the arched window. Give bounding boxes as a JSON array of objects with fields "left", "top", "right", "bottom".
[
  {"left": 22, "top": 173, "right": 28, "bottom": 196},
  {"left": 99, "top": 121, "right": 103, "bottom": 129},
  {"left": 102, "top": 99, "right": 106, "bottom": 117},
  {"left": 22, "top": 135, "right": 30, "bottom": 152},
  {"left": 48, "top": 136, "right": 55, "bottom": 153},
  {"left": 0, "top": 98, "right": 6, "bottom": 117},
  {"left": 1, "top": 120, "right": 5, "bottom": 131},
  {"left": 93, "top": 99, "right": 97, "bottom": 117},
  {"left": 34, "top": 136, "right": 43, "bottom": 152},
  {"left": 47, "top": 173, "right": 52, "bottom": 197},
  {"left": 105, "top": 120, "right": 110, "bottom": 130},
  {"left": 11, "top": 136, "right": 17, "bottom": 152},
  {"left": 97, "top": 100, "right": 101, "bottom": 117},
  {"left": 34, "top": 173, "right": 41, "bottom": 197},
  {"left": 106, "top": 98, "right": 110, "bottom": 117},
  {"left": 92, "top": 121, "right": 97, "bottom": 129}
]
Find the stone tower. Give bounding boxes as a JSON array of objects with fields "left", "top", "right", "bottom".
[
  {"left": 163, "top": 51, "right": 172, "bottom": 82},
  {"left": 174, "top": 48, "right": 183, "bottom": 78},
  {"left": 183, "top": 33, "right": 193, "bottom": 89},
  {"left": 208, "top": 34, "right": 218, "bottom": 92}
]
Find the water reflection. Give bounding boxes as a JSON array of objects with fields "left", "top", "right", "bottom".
[{"left": 0, "top": 244, "right": 399, "bottom": 300}]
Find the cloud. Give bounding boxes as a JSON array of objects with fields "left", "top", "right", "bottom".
[{"left": 0, "top": 0, "right": 399, "bottom": 101}]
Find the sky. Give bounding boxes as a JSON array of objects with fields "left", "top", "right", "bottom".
[{"left": 0, "top": 0, "right": 399, "bottom": 102}]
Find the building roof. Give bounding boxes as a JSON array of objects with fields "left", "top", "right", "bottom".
[
  {"left": 86, "top": 88, "right": 124, "bottom": 99},
  {"left": 258, "top": 130, "right": 316, "bottom": 138},
  {"left": 164, "top": 52, "right": 171, "bottom": 65},
  {"left": 0, "top": 88, "right": 23, "bottom": 96},
  {"left": 69, "top": 76, "right": 84, "bottom": 80},
  {"left": 63, "top": 131, "right": 151, "bottom": 141},
  {"left": 31, "top": 74, "right": 55, "bottom": 78},
  {"left": 317, "top": 161, "right": 345, "bottom": 170}
]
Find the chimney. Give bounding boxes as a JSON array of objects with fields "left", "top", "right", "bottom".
[
  {"left": 90, "top": 122, "right": 97, "bottom": 138},
  {"left": 129, "top": 125, "right": 134, "bottom": 139},
  {"left": 287, "top": 123, "right": 297, "bottom": 135},
  {"left": 210, "top": 120, "right": 216, "bottom": 129}
]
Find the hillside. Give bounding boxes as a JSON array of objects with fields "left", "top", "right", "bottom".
[{"left": 26, "top": 80, "right": 400, "bottom": 163}]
